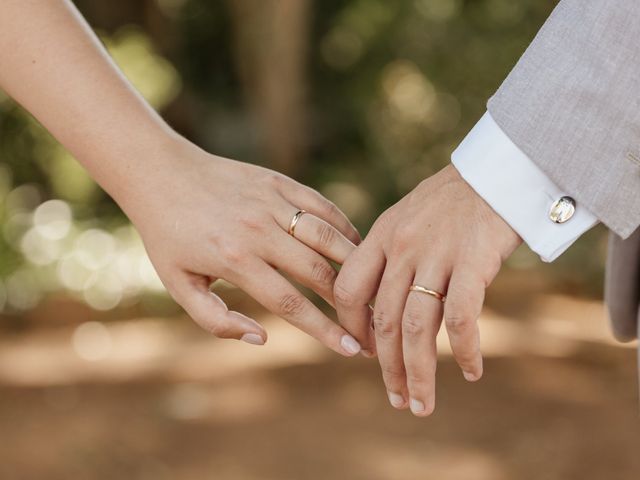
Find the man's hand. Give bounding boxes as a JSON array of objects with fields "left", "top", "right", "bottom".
[{"left": 334, "top": 165, "right": 522, "bottom": 416}]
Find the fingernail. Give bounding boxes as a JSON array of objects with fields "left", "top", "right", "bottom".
[
  {"left": 340, "top": 335, "right": 361, "bottom": 355},
  {"left": 240, "top": 333, "right": 264, "bottom": 345},
  {"left": 410, "top": 398, "right": 425, "bottom": 415},
  {"left": 463, "top": 371, "right": 479, "bottom": 382},
  {"left": 387, "top": 391, "right": 405, "bottom": 409},
  {"left": 361, "top": 349, "right": 376, "bottom": 358}
]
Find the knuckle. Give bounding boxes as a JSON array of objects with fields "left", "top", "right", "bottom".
[
  {"left": 452, "top": 343, "right": 476, "bottom": 363},
  {"left": 405, "top": 370, "right": 428, "bottom": 385},
  {"left": 219, "top": 242, "right": 246, "bottom": 267},
  {"left": 381, "top": 364, "right": 405, "bottom": 381},
  {"left": 402, "top": 313, "right": 425, "bottom": 336},
  {"left": 455, "top": 352, "right": 476, "bottom": 368},
  {"left": 444, "top": 311, "right": 469, "bottom": 333},
  {"left": 264, "top": 171, "right": 284, "bottom": 187},
  {"left": 324, "top": 199, "right": 339, "bottom": 214},
  {"left": 390, "top": 229, "right": 415, "bottom": 254},
  {"left": 278, "top": 293, "right": 307, "bottom": 316},
  {"left": 311, "top": 261, "right": 337, "bottom": 286},
  {"left": 196, "top": 316, "right": 231, "bottom": 338},
  {"left": 239, "top": 212, "right": 266, "bottom": 232},
  {"left": 319, "top": 198, "right": 340, "bottom": 219},
  {"left": 316, "top": 222, "right": 337, "bottom": 248},
  {"left": 208, "top": 322, "right": 231, "bottom": 338},
  {"left": 334, "top": 281, "right": 358, "bottom": 307},
  {"left": 373, "top": 311, "right": 398, "bottom": 339}
]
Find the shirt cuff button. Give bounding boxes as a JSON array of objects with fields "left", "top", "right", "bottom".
[{"left": 549, "top": 196, "right": 576, "bottom": 223}]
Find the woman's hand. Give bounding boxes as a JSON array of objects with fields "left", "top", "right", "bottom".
[
  {"left": 0, "top": 0, "right": 363, "bottom": 355},
  {"left": 120, "top": 138, "right": 363, "bottom": 356},
  {"left": 334, "top": 165, "right": 522, "bottom": 414}
]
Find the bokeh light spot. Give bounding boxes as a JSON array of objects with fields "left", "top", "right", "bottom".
[
  {"left": 33, "top": 199, "right": 72, "bottom": 240},
  {"left": 75, "top": 229, "right": 116, "bottom": 270},
  {"left": 20, "top": 227, "right": 63, "bottom": 266},
  {"left": 320, "top": 27, "right": 363, "bottom": 70},
  {"left": 5, "top": 184, "right": 41, "bottom": 214},
  {"left": 104, "top": 26, "right": 182, "bottom": 110},
  {"left": 415, "top": 0, "right": 462, "bottom": 22},
  {"left": 83, "top": 270, "right": 124, "bottom": 311},
  {"left": 72, "top": 321, "right": 113, "bottom": 361},
  {"left": 382, "top": 60, "right": 436, "bottom": 123},
  {"left": 5, "top": 269, "right": 41, "bottom": 311}
]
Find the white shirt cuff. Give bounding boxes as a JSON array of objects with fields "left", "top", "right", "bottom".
[{"left": 451, "top": 112, "right": 598, "bottom": 263}]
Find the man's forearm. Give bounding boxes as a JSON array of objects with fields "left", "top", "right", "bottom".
[
  {"left": 0, "top": 0, "right": 179, "bottom": 203},
  {"left": 488, "top": 0, "right": 640, "bottom": 239},
  {"left": 452, "top": 112, "right": 598, "bottom": 263}
]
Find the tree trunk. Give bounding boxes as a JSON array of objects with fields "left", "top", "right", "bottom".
[{"left": 226, "top": 0, "right": 310, "bottom": 177}]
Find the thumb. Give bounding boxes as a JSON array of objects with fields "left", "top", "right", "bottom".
[{"left": 171, "top": 272, "right": 268, "bottom": 345}]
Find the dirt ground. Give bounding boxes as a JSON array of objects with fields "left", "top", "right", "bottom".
[{"left": 1, "top": 284, "right": 639, "bottom": 480}]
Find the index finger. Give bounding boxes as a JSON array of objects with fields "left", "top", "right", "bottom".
[
  {"left": 334, "top": 238, "right": 385, "bottom": 356},
  {"left": 237, "top": 259, "right": 362, "bottom": 357}
]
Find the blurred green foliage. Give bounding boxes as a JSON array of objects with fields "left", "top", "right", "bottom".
[{"left": 0, "top": 0, "right": 607, "bottom": 316}]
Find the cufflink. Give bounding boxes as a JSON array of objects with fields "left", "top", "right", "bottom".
[{"left": 549, "top": 196, "right": 576, "bottom": 223}]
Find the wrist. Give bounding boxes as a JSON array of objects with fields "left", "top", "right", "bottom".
[
  {"left": 85, "top": 129, "right": 201, "bottom": 218},
  {"left": 449, "top": 165, "right": 522, "bottom": 256}
]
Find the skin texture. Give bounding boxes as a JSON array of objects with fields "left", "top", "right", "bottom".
[
  {"left": 335, "top": 165, "right": 522, "bottom": 415},
  {"left": 0, "top": 0, "right": 362, "bottom": 355},
  {"left": 0, "top": 0, "right": 523, "bottom": 409},
  {"left": 125, "top": 142, "right": 363, "bottom": 355}
]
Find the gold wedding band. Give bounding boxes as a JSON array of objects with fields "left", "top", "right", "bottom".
[
  {"left": 288, "top": 210, "right": 307, "bottom": 237},
  {"left": 409, "top": 285, "right": 446, "bottom": 303}
]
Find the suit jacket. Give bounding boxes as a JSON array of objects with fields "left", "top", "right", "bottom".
[{"left": 487, "top": 0, "right": 640, "bottom": 342}]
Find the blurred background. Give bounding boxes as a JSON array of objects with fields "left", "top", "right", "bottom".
[{"left": 0, "top": 0, "right": 638, "bottom": 479}]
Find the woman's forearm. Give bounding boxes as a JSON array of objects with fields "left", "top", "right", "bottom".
[
  {"left": 0, "top": 0, "right": 178, "bottom": 204},
  {"left": 0, "top": 0, "right": 366, "bottom": 356}
]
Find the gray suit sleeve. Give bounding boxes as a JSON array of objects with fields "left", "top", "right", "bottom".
[{"left": 488, "top": 0, "right": 640, "bottom": 238}]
